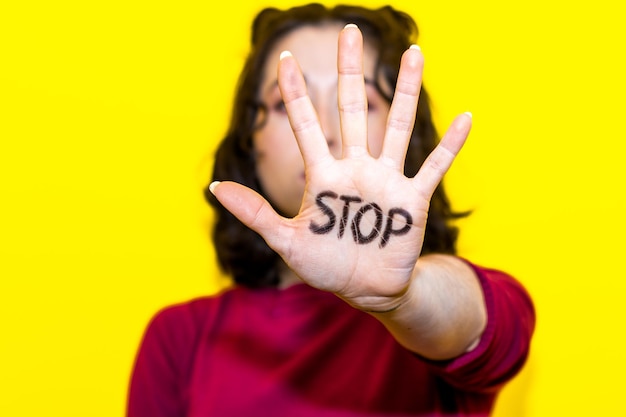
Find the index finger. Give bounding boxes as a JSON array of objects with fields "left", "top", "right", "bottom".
[{"left": 278, "top": 51, "right": 332, "bottom": 167}]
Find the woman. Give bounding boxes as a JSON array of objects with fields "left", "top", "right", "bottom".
[{"left": 128, "top": 4, "right": 535, "bottom": 416}]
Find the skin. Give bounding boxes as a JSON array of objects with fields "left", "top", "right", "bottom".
[
  {"left": 253, "top": 23, "right": 391, "bottom": 218},
  {"left": 210, "top": 24, "right": 487, "bottom": 360}
]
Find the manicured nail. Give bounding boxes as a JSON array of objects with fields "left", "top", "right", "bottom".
[
  {"left": 344, "top": 23, "right": 358, "bottom": 29},
  {"left": 410, "top": 44, "right": 421, "bottom": 51},
  {"left": 279, "top": 50, "right": 292, "bottom": 60},
  {"left": 209, "top": 181, "right": 220, "bottom": 194}
]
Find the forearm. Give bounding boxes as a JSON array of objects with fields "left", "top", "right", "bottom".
[{"left": 370, "top": 254, "right": 487, "bottom": 360}]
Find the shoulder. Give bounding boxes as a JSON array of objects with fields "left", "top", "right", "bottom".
[
  {"left": 145, "top": 291, "right": 233, "bottom": 342},
  {"left": 132, "top": 291, "right": 237, "bottom": 380},
  {"left": 128, "top": 293, "right": 236, "bottom": 416},
  {"left": 151, "top": 296, "right": 217, "bottom": 325}
]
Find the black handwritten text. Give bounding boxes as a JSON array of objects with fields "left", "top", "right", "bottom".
[{"left": 309, "top": 191, "right": 412, "bottom": 248}]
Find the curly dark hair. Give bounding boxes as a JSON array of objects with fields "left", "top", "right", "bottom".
[{"left": 204, "top": 3, "right": 468, "bottom": 288}]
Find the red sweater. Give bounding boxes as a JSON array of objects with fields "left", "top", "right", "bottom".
[{"left": 127, "top": 262, "right": 534, "bottom": 416}]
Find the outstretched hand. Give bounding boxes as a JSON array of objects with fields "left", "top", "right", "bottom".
[{"left": 210, "top": 25, "right": 471, "bottom": 312}]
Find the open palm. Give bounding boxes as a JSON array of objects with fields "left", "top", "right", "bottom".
[{"left": 211, "top": 25, "right": 471, "bottom": 312}]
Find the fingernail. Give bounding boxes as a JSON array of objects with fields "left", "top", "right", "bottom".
[
  {"left": 279, "top": 50, "right": 292, "bottom": 60},
  {"left": 209, "top": 181, "right": 221, "bottom": 194},
  {"left": 410, "top": 44, "right": 421, "bottom": 51},
  {"left": 464, "top": 111, "right": 473, "bottom": 119},
  {"left": 344, "top": 23, "right": 358, "bottom": 29}
]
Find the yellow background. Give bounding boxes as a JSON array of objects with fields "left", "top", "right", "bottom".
[{"left": 1, "top": 1, "right": 625, "bottom": 416}]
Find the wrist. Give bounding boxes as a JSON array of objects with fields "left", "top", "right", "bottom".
[{"left": 337, "top": 283, "right": 412, "bottom": 314}]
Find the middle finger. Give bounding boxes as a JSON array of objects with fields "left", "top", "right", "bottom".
[{"left": 338, "top": 24, "right": 369, "bottom": 158}]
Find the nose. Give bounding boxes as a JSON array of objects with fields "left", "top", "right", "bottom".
[{"left": 316, "top": 102, "right": 341, "bottom": 158}]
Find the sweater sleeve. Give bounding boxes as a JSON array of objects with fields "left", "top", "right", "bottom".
[
  {"left": 126, "top": 300, "right": 205, "bottom": 417},
  {"left": 425, "top": 261, "right": 536, "bottom": 393}
]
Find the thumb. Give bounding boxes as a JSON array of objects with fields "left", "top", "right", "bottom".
[{"left": 209, "top": 181, "right": 285, "bottom": 247}]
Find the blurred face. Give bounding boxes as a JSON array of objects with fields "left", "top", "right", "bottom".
[{"left": 253, "top": 24, "right": 391, "bottom": 217}]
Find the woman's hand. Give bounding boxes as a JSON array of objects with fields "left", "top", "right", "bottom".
[{"left": 210, "top": 25, "right": 471, "bottom": 313}]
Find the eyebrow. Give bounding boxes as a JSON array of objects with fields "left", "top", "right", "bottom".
[{"left": 262, "top": 77, "right": 378, "bottom": 96}]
